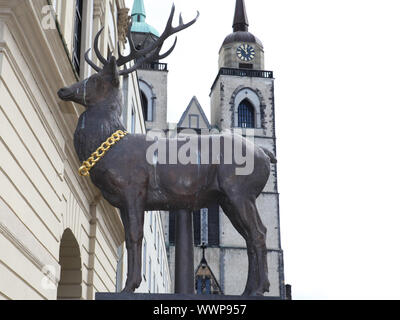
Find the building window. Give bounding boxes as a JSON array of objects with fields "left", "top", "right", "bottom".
[
  {"left": 238, "top": 99, "right": 255, "bottom": 128},
  {"left": 73, "top": 0, "right": 83, "bottom": 75},
  {"left": 233, "top": 88, "right": 262, "bottom": 128},
  {"left": 196, "top": 277, "right": 212, "bottom": 294},
  {"left": 122, "top": 77, "right": 129, "bottom": 126},
  {"left": 52, "top": 0, "right": 57, "bottom": 12},
  {"left": 108, "top": 2, "right": 116, "bottom": 48},
  {"left": 139, "top": 81, "right": 154, "bottom": 122},
  {"left": 141, "top": 90, "right": 149, "bottom": 122},
  {"left": 189, "top": 115, "right": 199, "bottom": 129}
]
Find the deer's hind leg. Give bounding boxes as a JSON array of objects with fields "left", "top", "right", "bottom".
[
  {"left": 220, "top": 195, "right": 270, "bottom": 296},
  {"left": 120, "top": 196, "right": 146, "bottom": 293}
]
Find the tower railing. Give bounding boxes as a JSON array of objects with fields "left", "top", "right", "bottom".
[
  {"left": 210, "top": 67, "right": 274, "bottom": 92},
  {"left": 219, "top": 67, "right": 273, "bottom": 79},
  {"left": 138, "top": 62, "right": 168, "bottom": 71}
]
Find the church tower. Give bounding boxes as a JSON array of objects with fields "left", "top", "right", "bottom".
[
  {"left": 130, "top": 0, "right": 168, "bottom": 131},
  {"left": 210, "top": 0, "right": 286, "bottom": 298}
]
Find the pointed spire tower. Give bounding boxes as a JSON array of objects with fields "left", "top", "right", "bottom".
[
  {"left": 233, "top": 0, "right": 249, "bottom": 32},
  {"left": 132, "top": 0, "right": 145, "bottom": 18},
  {"left": 130, "top": 0, "right": 159, "bottom": 36},
  {"left": 209, "top": 1, "right": 286, "bottom": 298},
  {"left": 218, "top": 0, "right": 264, "bottom": 70}
]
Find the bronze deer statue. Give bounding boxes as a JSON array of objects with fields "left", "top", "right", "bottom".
[{"left": 58, "top": 5, "right": 275, "bottom": 296}]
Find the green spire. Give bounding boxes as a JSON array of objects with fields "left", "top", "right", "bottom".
[
  {"left": 130, "top": 0, "right": 159, "bottom": 37},
  {"left": 131, "top": 0, "right": 146, "bottom": 19}
]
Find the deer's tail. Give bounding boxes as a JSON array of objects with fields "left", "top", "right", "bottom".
[{"left": 260, "top": 147, "right": 277, "bottom": 164}]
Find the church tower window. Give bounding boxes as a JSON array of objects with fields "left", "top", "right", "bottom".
[
  {"left": 238, "top": 99, "right": 255, "bottom": 128},
  {"left": 141, "top": 90, "right": 149, "bottom": 121}
]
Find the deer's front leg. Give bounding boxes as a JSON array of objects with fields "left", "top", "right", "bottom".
[{"left": 121, "top": 197, "right": 145, "bottom": 293}]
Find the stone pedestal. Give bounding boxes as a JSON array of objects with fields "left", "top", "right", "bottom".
[{"left": 96, "top": 292, "right": 280, "bottom": 300}]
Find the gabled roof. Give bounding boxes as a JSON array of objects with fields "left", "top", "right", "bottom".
[
  {"left": 177, "top": 96, "right": 211, "bottom": 129},
  {"left": 195, "top": 245, "right": 223, "bottom": 295}
]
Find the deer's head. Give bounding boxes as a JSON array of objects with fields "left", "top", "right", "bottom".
[{"left": 58, "top": 5, "right": 199, "bottom": 109}]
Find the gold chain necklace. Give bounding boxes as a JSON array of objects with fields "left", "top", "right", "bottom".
[{"left": 78, "top": 130, "right": 128, "bottom": 177}]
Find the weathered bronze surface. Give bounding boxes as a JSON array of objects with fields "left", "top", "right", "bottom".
[{"left": 58, "top": 5, "right": 275, "bottom": 296}]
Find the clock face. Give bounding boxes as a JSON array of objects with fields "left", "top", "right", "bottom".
[{"left": 236, "top": 44, "right": 256, "bottom": 62}]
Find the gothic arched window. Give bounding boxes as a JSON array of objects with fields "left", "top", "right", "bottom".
[
  {"left": 139, "top": 80, "right": 154, "bottom": 122},
  {"left": 141, "top": 90, "right": 149, "bottom": 122},
  {"left": 238, "top": 99, "right": 255, "bottom": 128},
  {"left": 233, "top": 88, "right": 262, "bottom": 128}
]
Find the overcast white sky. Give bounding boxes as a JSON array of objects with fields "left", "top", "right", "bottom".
[{"left": 126, "top": 0, "right": 400, "bottom": 299}]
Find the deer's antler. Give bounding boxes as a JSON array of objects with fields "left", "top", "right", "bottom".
[
  {"left": 85, "top": 27, "right": 110, "bottom": 72},
  {"left": 94, "top": 27, "right": 108, "bottom": 65},
  {"left": 118, "top": 4, "right": 199, "bottom": 76},
  {"left": 85, "top": 49, "right": 102, "bottom": 72},
  {"left": 84, "top": 5, "right": 199, "bottom": 75}
]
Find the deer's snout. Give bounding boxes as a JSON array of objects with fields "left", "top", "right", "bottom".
[{"left": 58, "top": 87, "right": 75, "bottom": 101}]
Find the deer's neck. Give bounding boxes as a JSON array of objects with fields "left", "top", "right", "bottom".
[{"left": 74, "top": 104, "right": 126, "bottom": 162}]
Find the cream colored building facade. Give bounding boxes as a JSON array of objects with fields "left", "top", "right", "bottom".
[{"left": 0, "top": 0, "right": 170, "bottom": 300}]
